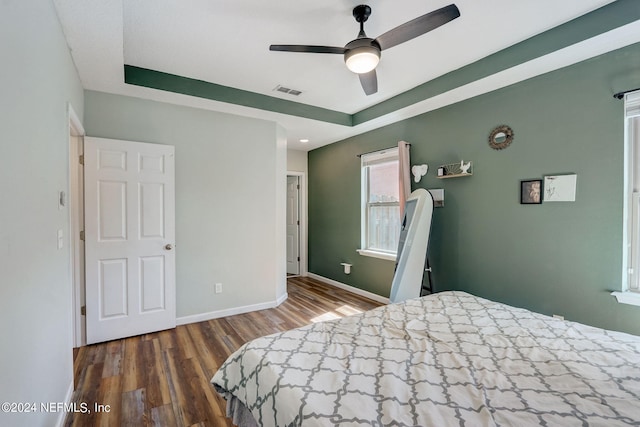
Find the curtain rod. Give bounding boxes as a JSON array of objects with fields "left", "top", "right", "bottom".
[
  {"left": 613, "top": 88, "right": 640, "bottom": 100},
  {"left": 356, "top": 143, "right": 410, "bottom": 158}
]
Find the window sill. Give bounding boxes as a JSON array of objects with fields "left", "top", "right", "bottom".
[
  {"left": 357, "top": 249, "right": 396, "bottom": 261},
  {"left": 611, "top": 291, "right": 640, "bottom": 307}
]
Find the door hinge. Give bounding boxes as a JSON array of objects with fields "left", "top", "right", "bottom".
[
  {"left": 79, "top": 154, "right": 84, "bottom": 165},
  {"left": 297, "top": 184, "right": 300, "bottom": 189},
  {"left": 81, "top": 305, "right": 86, "bottom": 316},
  {"left": 297, "top": 220, "right": 300, "bottom": 225},
  {"left": 80, "top": 230, "right": 85, "bottom": 241},
  {"left": 297, "top": 256, "right": 300, "bottom": 262}
]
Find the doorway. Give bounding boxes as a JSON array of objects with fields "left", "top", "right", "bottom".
[
  {"left": 69, "top": 128, "right": 177, "bottom": 346},
  {"left": 286, "top": 172, "right": 306, "bottom": 276},
  {"left": 286, "top": 175, "right": 300, "bottom": 275}
]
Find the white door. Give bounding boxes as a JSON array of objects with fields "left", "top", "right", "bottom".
[
  {"left": 286, "top": 176, "right": 300, "bottom": 275},
  {"left": 84, "top": 137, "right": 176, "bottom": 344}
]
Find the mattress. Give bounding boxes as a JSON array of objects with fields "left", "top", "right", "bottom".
[{"left": 212, "top": 291, "right": 640, "bottom": 426}]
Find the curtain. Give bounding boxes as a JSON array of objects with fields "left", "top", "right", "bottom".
[{"left": 398, "top": 141, "right": 411, "bottom": 218}]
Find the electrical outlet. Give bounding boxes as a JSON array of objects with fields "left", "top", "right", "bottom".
[{"left": 215, "top": 283, "right": 222, "bottom": 294}]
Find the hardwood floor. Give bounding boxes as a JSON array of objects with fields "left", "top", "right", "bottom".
[{"left": 65, "top": 276, "right": 384, "bottom": 427}]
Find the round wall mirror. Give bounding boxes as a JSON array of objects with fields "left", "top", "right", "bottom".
[{"left": 488, "top": 125, "right": 514, "bottom": 150}]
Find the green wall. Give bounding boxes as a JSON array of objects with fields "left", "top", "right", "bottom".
[{"left": 309, "top": 43, "right": 640, "bottom": 335}]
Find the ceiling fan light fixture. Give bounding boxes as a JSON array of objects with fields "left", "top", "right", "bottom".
[{"left": 344, "top": 46, "right": 380, "bottom": 74}]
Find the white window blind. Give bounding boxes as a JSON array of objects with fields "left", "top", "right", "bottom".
[{"left": 625, "top": 91, "right": 640, "bottom": 118}]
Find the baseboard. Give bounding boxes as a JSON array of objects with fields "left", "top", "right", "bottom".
[
  {"left": 306, "top": 273, "right": 390, "bottom": 304},
  {"left": 276, "top": 291, "right": 289, "bottom": 306},
  {"left": 176, "top": 293, "right": 289, "bottom": 326},
  {"left": 176, "top": 272, "right": 389, "bottom": 326},
  {"left": 56, "top": 380, "right": 74, "bottom": 427}
]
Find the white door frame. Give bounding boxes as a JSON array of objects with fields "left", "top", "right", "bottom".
[
  {"left": 67, "top": 104, "right": 85, "bottom": 348},
  {"left": 287, "top": 171, "right": 307, "bottom": 276}
]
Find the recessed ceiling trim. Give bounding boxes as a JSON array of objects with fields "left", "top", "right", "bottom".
[
  {"left": 124, "top": 65, "right": 352, "bottom": 126},
  {"left": 122, "top": 0, "right": 637, "bottom": 132}
]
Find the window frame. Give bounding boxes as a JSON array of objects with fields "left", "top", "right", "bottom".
[
  {"left": 613, "top": 90, "right": 640, "bottom": 306},
  {"left": 358, "top": 147, "right": 400, "bottom": 261}
]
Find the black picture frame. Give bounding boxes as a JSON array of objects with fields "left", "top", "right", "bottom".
[{"left": 521, "top": 179, "right": 542, "bottom": 204}]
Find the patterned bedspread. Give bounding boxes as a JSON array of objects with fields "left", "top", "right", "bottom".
[{"left": 211, "top": 291, "right": 640, "bottom": 426}]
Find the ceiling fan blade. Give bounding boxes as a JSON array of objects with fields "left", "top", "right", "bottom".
[
  {"left": 375, "top": 4, "right": 460, "bottom": 51},
  {"left": 359, "top": 70, "right": 378, "bottom": 95},
  {"left": 269, "top": 45, "right": 346, "bottom": 54}
]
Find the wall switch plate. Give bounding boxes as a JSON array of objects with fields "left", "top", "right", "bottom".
[{"left": 215, "top": 283, "right": 222, "bottom": 294}]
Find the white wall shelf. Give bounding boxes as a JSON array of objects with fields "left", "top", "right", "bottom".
[{"left": 437, "top": 161, "right": 473, "bottom": 179}]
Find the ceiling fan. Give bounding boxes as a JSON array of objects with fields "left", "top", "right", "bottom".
[{"left": 269, "top": 4, "right": 460, "bottom": 96}]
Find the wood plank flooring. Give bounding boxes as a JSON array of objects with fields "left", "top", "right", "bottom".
[{"left": 65, "top": 276, "right": 383, "bottom": 427}]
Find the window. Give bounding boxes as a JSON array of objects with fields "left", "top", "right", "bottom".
[
  {"left": 358, "top": 148, "right": 400, "bottom": 260},
  {"left": 614, "top": 90, "right": 640, "bottom": 306}
]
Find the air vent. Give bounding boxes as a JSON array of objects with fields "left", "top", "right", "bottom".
[{"left": 273, "top": 85, "right": 302, "bottom": 96}]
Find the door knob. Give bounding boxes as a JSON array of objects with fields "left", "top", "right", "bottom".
[{"left": 164, "top": 244, "right": 173, "bottom": 250}]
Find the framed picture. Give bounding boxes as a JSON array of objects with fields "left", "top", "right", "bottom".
[{"left": 521, "top": 179, "right": 542, "bottom": 204}]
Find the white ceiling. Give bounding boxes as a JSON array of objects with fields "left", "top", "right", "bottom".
[{"left": 54, "top": 0, "right": 636, "bottom": 151}]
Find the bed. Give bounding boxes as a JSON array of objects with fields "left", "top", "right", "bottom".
[{"left": 211, "top": 291, "right": 640, "bottom": 426}]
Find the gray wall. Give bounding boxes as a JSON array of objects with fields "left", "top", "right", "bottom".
[
  {"left": 287, "top": 149, "right": 308, "bottom": 174},
  {"left": 0, "top": 1, "right": 84, "bottom": 425},
  {"left": 84, "top": 91, "right": 287, "bottom": 319},
  {"left": 309, "top": 43, "right": 640, "bottom": 335}
]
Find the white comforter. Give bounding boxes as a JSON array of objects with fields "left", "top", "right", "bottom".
[{"left": 212, "top": 291, "right": 640, "bottom": 426}]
